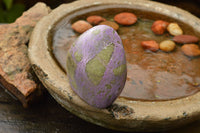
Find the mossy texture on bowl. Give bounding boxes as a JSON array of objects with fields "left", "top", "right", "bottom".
[{"left": 28, "top": 0, "right": 200, "bottom": 132}]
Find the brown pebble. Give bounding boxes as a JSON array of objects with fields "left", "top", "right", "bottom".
[
  {"left": 141, "top": 40, "right": 159, "bottom": 52},
  {"left": 173, "top": 35, "right": 199, "bottom": 44},
  {"left": 86, "top": 15, "right": 106, "bottom": 25},
  {"left": 99, "top": 21, "right": 119, "bottom": 30},
  {"left": 181, "top": 44, "right": 200, "bottom": 57},
  {"left": 151, "top": 20, "right": 169, "bottom": 35},
  {"left": 71, "top": 20, "right": 92, "bottom": 33},
  {"left": 114, "top": 12, "right": 137, "bottom": 26}
]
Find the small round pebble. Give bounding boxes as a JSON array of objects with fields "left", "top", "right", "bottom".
[
  {"left": 151, "top": 20, "right": 169, "bottom": 35},
  {"left": 141, "top": 40, "right": 159, "bottom": 52},
  {"left": 181, "top": 44, "right": 200, "bottom": 57},
  {"left": 71, "top": 20, "right": 92, "bottom": 33},
  {"left": 167, "top": 23, "right": 183, "bottom": 36},
  {"left": 99, "top": 21, "right": 119, "bottom": 30},
  {"left": 114, "top": 12, "right": 137, "bottom": 25},
  {"left": 86, "top": 15, "right": 106, "bottom": 25},
  {"left": 159, "top": 40, "right": 176, "bottom": 52}
]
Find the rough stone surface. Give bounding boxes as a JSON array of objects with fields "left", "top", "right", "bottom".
[{"left": 0, "top": 2, "right": 51, "bottom": 107}]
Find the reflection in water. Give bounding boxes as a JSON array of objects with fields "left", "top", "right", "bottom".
[{"left": 121, "top": 64, "right": 199, "bottom": 100}]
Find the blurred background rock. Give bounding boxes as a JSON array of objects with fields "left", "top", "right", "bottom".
[{"left": 0, "top": 0, "right": 200, "bottom": 23}]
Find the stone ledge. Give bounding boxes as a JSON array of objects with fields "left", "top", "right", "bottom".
[{"left": 0, "top": 2, "right": 51, "bottom": 107}]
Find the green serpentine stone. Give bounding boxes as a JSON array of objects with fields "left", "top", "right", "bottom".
[
  {"left": 74, "top": 51, "right": 82, "bottom": 62},
  {"left": 106, "top": 84, "right": 112, "bottom": 90},
  {"left": 113, "top": 64, "right": 126, "bottom": 76},
  {"left": 86, "top": 43, "right": 114, "bottom": 85},
  {"left": 92, "top": 29, "right": 101, "bottom": 35}
]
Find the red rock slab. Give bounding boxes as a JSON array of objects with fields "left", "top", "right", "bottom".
[{"left": 0, "top": 2, "right": 51, "bottom": 107}]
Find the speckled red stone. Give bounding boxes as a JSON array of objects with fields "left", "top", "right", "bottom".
[
  {"left": 114, "top": 12, "right": 137, "bottom": 25},
  {"left": 141, "top": 40, "right": 159, "bottom": 52},
  {"left": 151, "top": 20, "right": 169, "bottom": 35}
]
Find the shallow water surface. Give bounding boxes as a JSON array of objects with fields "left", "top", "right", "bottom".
[{"left": 52, "top": 8, "right": 200, "bottom": 101}]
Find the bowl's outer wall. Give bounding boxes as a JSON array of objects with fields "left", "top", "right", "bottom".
[{"left": 28, "top": 0, "right": 200, "bottom": 132}]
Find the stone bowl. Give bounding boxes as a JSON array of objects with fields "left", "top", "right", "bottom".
[{"left": 28, "top": 0, "right": 200, "bottom": 132}]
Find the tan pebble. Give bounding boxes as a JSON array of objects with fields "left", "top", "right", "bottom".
[
  {"left": 181, "top": 44, "right": 200, "bottom": 57},
  {"left": 159, "top": 40, "right": 176, "bottom": 52},
  {"left": 86, "top": 15, "right": 106, "bottom": 25},
  {"left": 71, "top": 20, "right": 92, "bottom": 33},
  {"left": 99, "top": 21, "right": 119, "bottom": 30},
  {"left": 141, "top": 40, "right": 159, "bottom": 52},
  {"left": 167, "top": 23, "right": 183, "bottom": 36}
]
